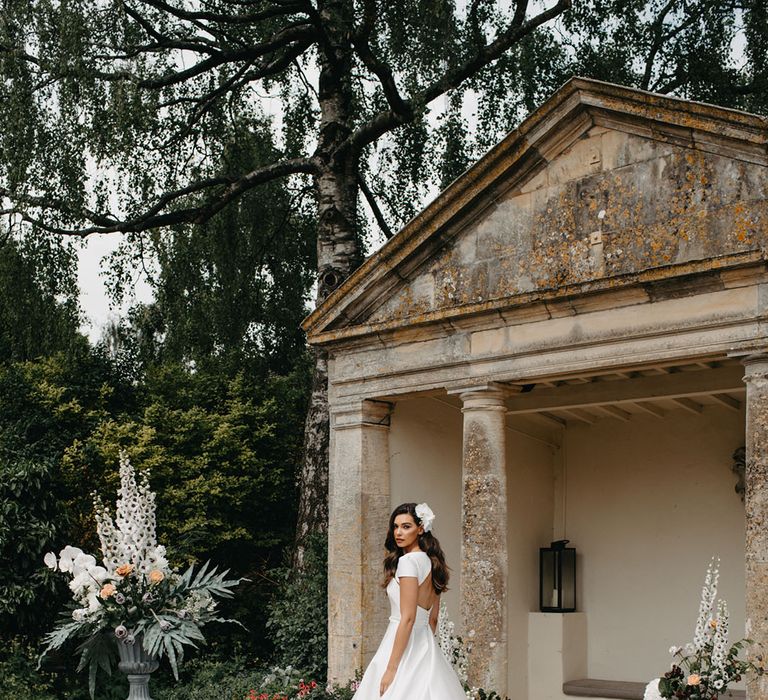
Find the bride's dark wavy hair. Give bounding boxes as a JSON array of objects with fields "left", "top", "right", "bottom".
[{"left": 381, "top": 502, "right": 450, "bottom": 595}]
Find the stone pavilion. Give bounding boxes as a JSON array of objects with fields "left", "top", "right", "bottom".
[{"left": 303, "top": 78, "right": 768, "bottom": 700}]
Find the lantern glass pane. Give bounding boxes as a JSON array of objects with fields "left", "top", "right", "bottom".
[
  {"left": 561, "top": 549, "right": 576, "bottom": 610},
  {"left": 541, "top": 550, "right": 557, "bottom": 608}
]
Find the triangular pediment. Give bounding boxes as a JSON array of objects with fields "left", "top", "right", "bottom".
[{"left": 303, "top": 78, "right": 768, "bottom": 345}]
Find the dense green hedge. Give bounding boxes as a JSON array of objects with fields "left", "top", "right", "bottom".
[
  {"left": 0, "top": 348, "right": 311, "bottom": 657},
  {"left": 0, "top": 644, "right": 354, "bottom": 700}
]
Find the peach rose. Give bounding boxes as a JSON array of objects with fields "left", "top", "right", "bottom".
[
  {"left": 149, "top": 569, "right": 165, "bottom": 584},
  {"left": 687, "top": 674, "right": 701, "bottom": 686},
  {"left": 115, "top": 564, "right": 134, "bottom": 577},
  {"left": 100, "top": 583, "right": 117, "bottom": 599}
]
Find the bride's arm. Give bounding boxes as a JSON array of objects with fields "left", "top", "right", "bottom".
[
  {"left": 379, "top": 576, "right": 418, "bottom": 693},
  {"left": 429, "top": 594, "right": 440, "bottom": 634}
]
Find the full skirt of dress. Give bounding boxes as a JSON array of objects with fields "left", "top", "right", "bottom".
[{"left": 351, "top": 614, "right": 467, "bottom": 700}]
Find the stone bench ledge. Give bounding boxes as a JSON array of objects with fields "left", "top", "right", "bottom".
[{"left": 563, "top": 678, "right": 746, "bottom": 700}]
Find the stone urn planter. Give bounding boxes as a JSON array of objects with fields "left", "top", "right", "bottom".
[{"left": 117, "top": 636, "right": 160, "bottom": 700}]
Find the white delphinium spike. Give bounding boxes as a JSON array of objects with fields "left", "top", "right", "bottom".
[
  {"left": 437, "top": 598, "right": 453, "bottom": 660},
  {"left": 711, "top": 599, "right": 729, "bottom": 676},
  {"left": 114, "top": 451, "right": 156, "bottom": 566},
  {"left": 94, "top": 494, "right": 123, "bottom": 572},
  {"left": 93, "top": 451, "right": 167, "bottom": 578},
  {"left": 693, "top": 557, "right": 720, "bottom": 650}
]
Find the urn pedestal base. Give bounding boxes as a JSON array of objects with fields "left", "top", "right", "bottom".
[{"left": 117, "top": 637, "right": 160, "bottom": 700}]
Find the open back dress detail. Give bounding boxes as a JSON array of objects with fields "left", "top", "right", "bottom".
[{"left": 351, "top": 550, "right": 467, "bottom": 700}]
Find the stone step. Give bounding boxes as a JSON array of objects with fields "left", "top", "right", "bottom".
[{"left": 563, "top": 678, "right": 746, "bottom": 700}]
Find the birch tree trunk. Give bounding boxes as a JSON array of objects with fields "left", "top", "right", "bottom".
[{"left": 294, "top": 0, "right": 361, "bottom": 567}]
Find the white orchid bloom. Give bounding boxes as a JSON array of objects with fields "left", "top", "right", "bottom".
[
  {"left": 69, "top": 571, "right": 95, "bottom": 596},
  {"left": 88, "top": 565, "right": 109, "bottom": 586},
  {"left": 86, "top": 592, "right": 101, "bottom": 612},
  {"left": 72, "top": 553, "right": 98, "bottom": 577},
  {"left": 58, "top": 545, "right": 84, "bottom": 574},
  {"left": 44, "top": 552, "right": 58, "bottom": 571}
]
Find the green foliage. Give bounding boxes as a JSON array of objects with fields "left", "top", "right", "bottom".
[
  {"left": 0, "top": 350, "right": 128, "bottom": 637},
  {"left": 0, "top": 335, "right": 309, "bottom": 663},
  {"left": 100, "top": 123, "right": 316, "bottom": 379},
  {"left": 56, "top": 359, "right": 310, "bottom": 656},
  {"left": 0, "top": 452, "right": 62, "bottom": 634},
  {"left": 153, "top": 656, "right": 268, "bottom": 700},
  {"left": 140, "top": 562, "right": 245, "bottom": 680},
  {"left": 473, "top": 692, "right": 510, "bottom": 700},
  {"left": 0, "top": 235, "right": 85, "bottom": 362},
  {"left": 0, "top": 640, "right": 60, "bottom": 700},
  {"left": 3, "top": 0, "right": 764, "bottom": 268},
  {"left": 266, "top": 533, "right": 328, "bottom": 679},
  {"left": 0, "top": 639, "right": 130, "bottom": 700},
  {"left": 1, "top": 642, "right": 363, "bottom": 700}
]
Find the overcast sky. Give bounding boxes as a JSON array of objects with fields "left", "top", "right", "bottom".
[{"left": 77, "top": 233, "right": 154, "bottom": 344}]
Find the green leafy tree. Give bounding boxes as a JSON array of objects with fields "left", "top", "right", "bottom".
[
  {"left": 1, "top": 0, "right": 765, "bottom": 559},
  {"left": 266, "top": 532, "right": 328, "bottom": 678},
  {"left": 61, "top": 360, "right": 310, "bottom": 652},
  {"left": 0, "top": 233, "right": 85, "bottom": 362},
  {"left": 0, "top": 349, "right": 128, "bottom": 637},
  {"left": 98, "top": 125, "right": 317, "bottom": 380}
]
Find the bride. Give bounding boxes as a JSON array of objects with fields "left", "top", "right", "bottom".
[{"left": 351, "top": 502, "right": 467, "bottom": 699}]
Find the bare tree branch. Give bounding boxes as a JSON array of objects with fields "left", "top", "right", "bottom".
[
  {"left": 353, "top": 0, "right": 377, "bottom": 44},
  {"left": 137, "top": 0, "right": 310, "bottom": 26},
  {"left": 123, "top": 3, "right": 221, "bottom": 55},
  {"left": 2, "top": 158, "right": 319, "bottom": 237},
  {"left": 640, "top": 0, "right": 677, "bottom": 90},
  {"left": 348, "top": 0, "right": 571, "bottom": 153},
  {"left": 352, "top": 36, "right": 412, "bottom": 121},
  {"left": 1, "top": 12, "right": 318, "bottom": 90},
  {"left": 356, "top": 168, "right": 392, "bottom": 239},
  {"left": 136, "top": 23, "right": 318, "bottom": 89}
]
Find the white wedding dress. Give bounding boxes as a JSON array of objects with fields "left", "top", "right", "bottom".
[{"left": 351, "top": 550, "right": 467, "bottom": 699}]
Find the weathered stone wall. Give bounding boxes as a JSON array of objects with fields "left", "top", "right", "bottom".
[{"left": 368, "top": 127, "right": 768, "bottom": 325}]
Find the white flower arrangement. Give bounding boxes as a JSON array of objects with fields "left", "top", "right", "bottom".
[
  {"left": 437, "top": 598, "right": 469, "bottom": 686},
  {"left": 40, "top": 450, "right": 243, "bottom": 698},
  {"left": 436, "top": 599, "right": 508, "bottom": 700},
  {"left": 643, "top": 558, "right": 764, "bottom": 700}
]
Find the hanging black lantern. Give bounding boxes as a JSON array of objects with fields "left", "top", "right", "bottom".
[{"left": 539, "top": 539, "right": 576, "bottom": 612}]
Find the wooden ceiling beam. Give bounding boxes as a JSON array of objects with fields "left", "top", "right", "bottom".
[
  {"left": 596, "top": 405, "right": 632, "bottom": 421},
  {"left": 710, "top": 393, "right": 741, "bottom": 411},
  {"left": 673, "top": 397, "right": 704, "bottom": 414},
  {"left": 506, "top": 364, "right": 744, "bottom": 415},
  {"left": 632, "top": 402, "right": 666, "bottom": 418},
  {"left": 534, "top": 412, "right": 567, "bottom": 428},
  {"left": 560, "top": 408, "right": 598, "bottom": 424}
]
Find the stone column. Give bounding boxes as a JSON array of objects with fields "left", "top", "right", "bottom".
[
  {"left": 743, "top": 354, "right": 768, "bottom": 700},
  {"left": 327, "top": 399, "right": 393, "bottom": 685},
  {"left": 450, "top": 384, "right": 508, "bottom": 694}
]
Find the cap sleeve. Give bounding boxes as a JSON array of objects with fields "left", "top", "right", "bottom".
[{"left": 395, "top": 552, "right": 431, "bottom": 584}]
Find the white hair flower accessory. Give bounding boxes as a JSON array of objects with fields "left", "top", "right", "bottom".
[{"left": 415, "top": 503, "right": 435, "bottom": 533}]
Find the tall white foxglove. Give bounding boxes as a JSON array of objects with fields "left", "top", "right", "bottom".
[
  {"left": 93, "top": 450, "right": 168, "bottom": 578},
  {"left": 711, "top": 599, "right": 729, "bottom": 675},
  {"left": 693, "top": 557, "right": 719, "bottom": 651}
]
